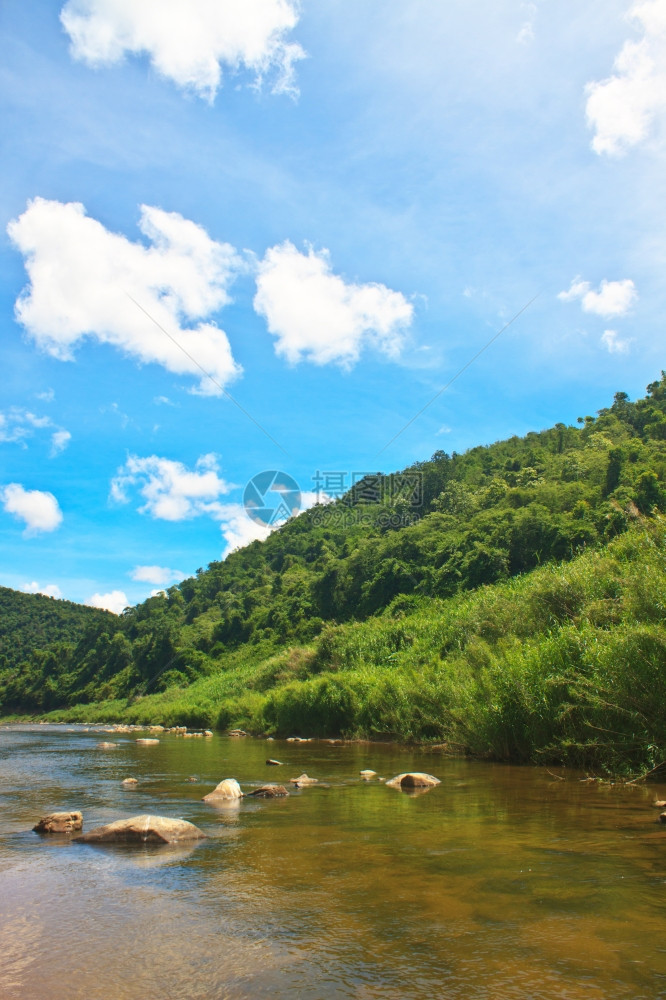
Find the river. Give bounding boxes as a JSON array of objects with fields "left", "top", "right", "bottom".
[{"left": 0, "top": 724, "right": 664, "bottom": 999}]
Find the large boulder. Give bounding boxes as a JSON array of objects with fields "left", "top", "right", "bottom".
[
  {"left": 75, "top": 815, "right": 206, "bottom": 844},
  {"left": 202, "top": 778, "right": 243, "bottom": 802},
  {"left": 385, "top": 772, "right": 441, "bottom": 789},
  {"left": 33, "top": 811, "right": 83, "bottom": 835},
  {"left": 245, "top": 785, "right": 289, "bottom": 798}
]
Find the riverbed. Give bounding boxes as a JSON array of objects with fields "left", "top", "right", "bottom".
[{"left": 0, "top": 724, "right": 664, "bottom": 999}]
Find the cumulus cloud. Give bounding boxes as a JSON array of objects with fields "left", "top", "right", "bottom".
[
  {"left": 86, "top": 590, "right": 129, "bottom": 614},
  {"left": 558, "top": 277, "right": 637, "bottom": 317},
  {"left": 0, "top": 483, "right": 63, "bottom": 535},
  {"left": 23, "top": 581, "right": 63, "bottom": 599},
  {"left": 254, "top": 242, "right": 414, "bottom": 367},
  {"left": 601, "top": 329, "right": 632, "bottom": 354},
  {"left": 130, "top": 564, "right": 186, "bottom": 585},
  {"left": 8, "top": 198, "right": 242, "bottom": 395},
  {"left": 111, "top": 452, "right": 233, "bottom": 521},
  {"left": 60, "top": 0, "right": 305, "bottom": 100},
  {"left": 215, "top": 501, "right": 273, "bottom": 555},
  {"left": 586, "top": 0, "right": 666, "bottom": 155}
]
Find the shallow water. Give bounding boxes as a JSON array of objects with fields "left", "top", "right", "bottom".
[{"left": 0, "top": 725, "right": 665, "bottom": 999}]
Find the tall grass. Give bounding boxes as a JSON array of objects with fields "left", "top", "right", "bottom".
[{"left": 44, "top": 519, "right": 666, "bottom": 773}]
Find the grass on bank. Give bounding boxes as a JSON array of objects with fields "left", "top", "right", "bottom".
[{"left": 39, "top": 517, "right": 666, "bottom": 775}]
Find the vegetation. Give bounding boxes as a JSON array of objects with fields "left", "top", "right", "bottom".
[
  {"left": 0, "top": 587, "right": 114, "bottom": 676},
  {"left": 2, "top": 374, "right": 666, "bottom": 773}
]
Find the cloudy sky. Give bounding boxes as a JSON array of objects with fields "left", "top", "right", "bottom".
[{"left": 1, "top": 0, "right": 665, "bottom": 611}]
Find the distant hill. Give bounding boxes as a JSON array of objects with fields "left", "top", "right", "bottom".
[{"left": 0, "top": 587, "right": 115, "bottom": 674}]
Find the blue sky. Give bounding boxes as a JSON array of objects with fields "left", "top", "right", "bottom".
[{"left": 1, "top": 0, "right": 665, "bottom": 611}]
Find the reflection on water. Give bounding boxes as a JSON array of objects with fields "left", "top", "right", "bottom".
[{"left": 1, "top": 725, "right": 665, "bottom": 999}]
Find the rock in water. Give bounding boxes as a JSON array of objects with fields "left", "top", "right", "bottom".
[
  {"left": 289, "top": 773, "right": 318, "bottom": 786},
  {"left": 266, "top": 759, "right": 283, "bottom": 766},
  {"left": 135, "top": 738, "right": 160, "bottom": 745},
  {"left": 385, "top": 772, "right": 441, "bottom": 789},
  {"left": 33, "top": 811, "right": 83, "bottom": 834},
  {"left": 202, "top": 778, "right": 243, "bottom": 802},
  {"left": 122, "top": 777, "right": 138, "bottom": 786},
  {"left": 245, "top": 785, "right": 289, "bottom": 798},
  {"left": 360, "top": 770, "right": 377, "bottom": 779},
  {"left": 96, "top": 742, "right": 117, "bottom": 749},
  {"left": 75, "top": 815, "right": 206, "bottom": 844}
]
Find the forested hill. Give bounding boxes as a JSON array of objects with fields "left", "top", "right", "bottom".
[
  {"left": 1, "top": 374, "right": 665, "bottom": 767},
  {"left": 0, "top": 587, "right": 114, "bottom": 674}
]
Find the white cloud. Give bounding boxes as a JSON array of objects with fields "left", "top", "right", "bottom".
[
  {"left": 216, "top": 489, "right": 327, "bottom": 557},
  {"left": 8, "top": 198, "right": 242, "bottom": 396},
  {"left": 0, "top": 408, "right": 71, "bottom": 455},
  {"left": 60, "top": 0, "right": 305, "bottom": 101},
  {"left": 0, "top": 483, "right": 63, "bottom": 535},
  {"left": 85, "top": 589, "right": 128, "bottom": 614},
  {"left": 50, "top": 430, "right": 72, "bottom": 455},
  {"left": 36, "top": 389, "right": 55, "bottom": 402},
  {"left": 601, "top": 329, "right": 632, "bottom": 354},
  {"left": 516, "top": 2, "right": 537, "bottom": 45},
  {"left": 254, "top": 241, "right": 414, "bottom": 367},
  {"left": 130, "top": 564, "right": 186, "bottom": 585},
  {"left": 586, "top": 0, "right": 666, "bottom": 155},
  {"left": 22, "top": 581, "right": 63, "bottom": 599},
  {"left": 558, "top": 277, "right": 637, "bottom": 317},
  {"left": 216, "top": 502, "right": 274, "bottom": 555},
  {"left": 111, "top": 452, "right": 233, "bottom": 521}
]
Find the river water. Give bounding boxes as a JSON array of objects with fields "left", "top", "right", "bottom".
[{"left": 0, "top": 724, "right": 664, "bottom": 999}]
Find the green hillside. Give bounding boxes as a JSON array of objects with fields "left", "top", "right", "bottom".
[
  {"left": 0, "top": 587, "right": 115, "bottom": 675},
  {"left": 2, "top": 373, "right": 666, "bottom": 772}
]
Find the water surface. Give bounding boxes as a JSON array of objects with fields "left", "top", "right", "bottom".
[{"left": 1, "top": 725, "right": 665, "bottom": 999}]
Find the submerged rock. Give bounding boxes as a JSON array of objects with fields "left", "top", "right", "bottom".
[
  {"left": 135, "top": 738, "right": 160, "bottom": 745},
  {"left": 245, "top": 785, "right": 289, "bottom": 798},
  {"left": 75, "top": 815, "right": 206, "bottom": 845},
  {"left": 122, "top": 777, "right": 138, "bottom": 786},
  {"left": 360, "top": 770, "right": 377, "bottom": 779},
  {"left": 33, "top": 811, "right": 83, "bottom": 835},
  {"left": 202, "top": 778, "right": 243, "bottom": 802},
  {"left": 385, "top": 772, "right": 441, "bottom": 790},
  {"left": 96, "top": 742, "right": 117, "bottom": 749},
  {"left": 658, "top": 812, "right": 666, "bottom": 825},
  {"left": 289, "top": 773, "right": 318, "bottom": 786}
]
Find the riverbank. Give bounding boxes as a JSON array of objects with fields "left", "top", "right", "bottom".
[{"left": 4, "top": 520, "right": 666, "bottom": 776}]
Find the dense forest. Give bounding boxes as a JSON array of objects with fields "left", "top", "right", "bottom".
[
  {"left": 2, "top": 374, "right": 666, "bottom": 772},
  {"left": 0, "top": 587, "right": 114, "bottom": 675}
]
